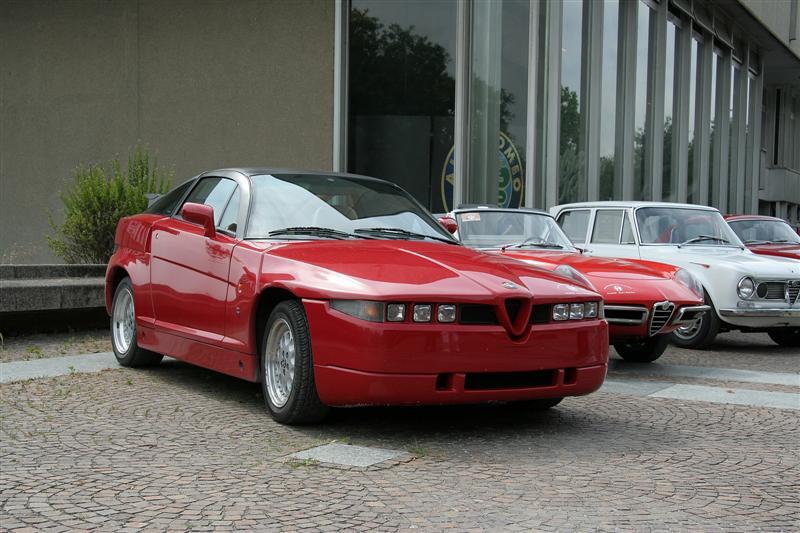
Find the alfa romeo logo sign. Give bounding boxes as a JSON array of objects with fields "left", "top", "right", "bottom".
[{"left": 440, "top": 132, "right": 524, "bottom": 212}]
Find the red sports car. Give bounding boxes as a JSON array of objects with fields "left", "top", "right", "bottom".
[
  {"left": 106, "top": 169, "right": 608, "bottom": 424},
  {"left": 443, "top": 207, "right": 708, "bottom": 362},
  {"left": 724, "top": 214, "right": 800, "bottom": 261}
]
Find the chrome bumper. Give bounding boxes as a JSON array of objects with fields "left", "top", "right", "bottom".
[
  {"left": 671, "top": 305, "right": 710, "bottom": 326},
  {"left": 719, "top": 308, "right": 800, "bottom": 318},
  {"left": 604, "top": 305, "right": 647, "bottom": 325}
]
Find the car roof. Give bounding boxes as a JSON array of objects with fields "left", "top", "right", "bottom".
[
  {"left": 197, "top": 168, "right": 394, "bottom": 185},
  {"left": 453, "top": 205, "right": 551, "bottom": 217},
  {"left": 553, "top": 201, "right": 720, "bottom": 212}
]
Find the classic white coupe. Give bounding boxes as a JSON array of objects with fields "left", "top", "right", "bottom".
[{"left": 551, "top": 201, "right": 800, "bottom": 348}]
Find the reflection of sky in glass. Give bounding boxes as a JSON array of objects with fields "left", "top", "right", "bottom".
[
  {"left": 688, "top": 39, "right": 698, "bottom": 145},
  {"left": 562, "top": 0, "right": 583, "bottom": 99},
  {"left": 600, "top": 0, "right": 619, "bottom": 158},
  {"left": 663, "top": 21, "right": 676, "bottom": 200},
  {"left": 634, "top": 5, "right": 650, "bottom": 136}
]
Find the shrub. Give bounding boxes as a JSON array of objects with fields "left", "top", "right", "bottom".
[{"left": 48, "top": 146, "right": 172, "bottom": 264}]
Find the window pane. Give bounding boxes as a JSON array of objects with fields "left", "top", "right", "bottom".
[
  {"left": 600, "top": 0, "right": 619, "bottom": 200},
  {"left": 633, "top": 3, "right": 652, "bottom": 200},
  {"left": 621, "top": 213, "right": 634, "bottom": 243},
  {"left": 687, "top": 37, "right": 699, "bottom": 203},
  {"left": 218, "top": 187, "right": 240, "bottom": 233},
  {"left": 146, "top": 181, "right": 192, "bottom": 216},
  {"left": 348, "top": 1, "right": 456, "bottom": 212},
  {"left": 591, "top": 210, "right": 624, "bottom": 244},
  {"left": 559, "top": 0, "right": 584, "bottom": 204},
  {"left": 183, "top": 178, "right": 237, "bottom": 226},
  {"left": 662, "top": 21, "right": 677, "bottom": 201},
  {"left": 466, "top": 0, "right": 529, "bottom": 210},
  {"left": 728, "top": 63, "right": 741, "bottom": 209},
  {"left": 709, "top": 50, "right": 719, "bottom": 202},
  {"left": 558, "top": 209, "right": 591, "bottom": 244}
]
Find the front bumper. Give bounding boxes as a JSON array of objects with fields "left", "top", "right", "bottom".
[
  {"left": 605, "top": 304, "right": 708, "bottom": 340},
  {"left": 719, "top": 307, "right": 800, "bottom": 328},
  {"left": 303, "top": 299, "right": 609, "bottom": 407}
]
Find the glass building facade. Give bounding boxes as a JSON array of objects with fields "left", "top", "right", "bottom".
[{"left": 342, "top": 0, "right": 800, "bottom": 220}]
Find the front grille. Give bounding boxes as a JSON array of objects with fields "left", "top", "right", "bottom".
[
  {"left": 459, "top": 304, "right": 498, "bottom": 325},
  {"left": 464, "top": 370, "right": 556, "bottom": 390},
  {"left": 649, "top": 301, "right": 675, "bottom": 336},
  {"left": 763, "top": 282, "right": 787, "bottom": 300},
  {"left": 604, "top": 306, "right": 648, "bottom": 325},
  {"left": 788, "top": 282, "right": 800, "bottom": 305},
  {"left": 505, "top": 299, "right": 524, "bottom": 323},
  {"left": 530, "top": 305, "right": 550, "bottom": 324}
]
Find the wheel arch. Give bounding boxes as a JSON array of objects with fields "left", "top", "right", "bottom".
[
  {"left": 252, "top": 286, "right": 300, "bottom": 382},
  {"left": 105, "top": 266, "right": 130, "bottom": 315}
]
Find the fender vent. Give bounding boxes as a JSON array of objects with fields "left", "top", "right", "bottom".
[{"left": 649, "top": 301, "right": 675, "bottom": 336}]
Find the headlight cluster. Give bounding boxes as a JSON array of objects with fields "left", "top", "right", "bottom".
[
  {"left": 737, "top": 277, "right": 756, "bottom": 299},
  {"left": 331, "top": 300, "right": 457, "bottom": 323},
  {"left": 674, "top": 268, "right": 704, "bottom": 300},
  {"left": 552, "top": 301, "right": 602, "bottom": 321}
]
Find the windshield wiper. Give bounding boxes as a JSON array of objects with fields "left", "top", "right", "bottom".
[
  {"left": 264, "top": 227, "right": 371, "bottom": 240},
  {"left": 353, "top": 227, "right": 458, "bottom": 245},
  {"left": 501, "top": 239, "right": 564, "bottom": 251},
  {"left": 678, "top": 235, "right": 731, "bottom": 247},
  {"left": 744, "top": 239, "right": 770, "bottom": 245}
]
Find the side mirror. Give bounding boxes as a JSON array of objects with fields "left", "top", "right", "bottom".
[
  {"left": 438, "top": 216, "right": 458, "bottom": 234},
  {"left": 181, "top": 202, "right": 216, "bottom": 238}
]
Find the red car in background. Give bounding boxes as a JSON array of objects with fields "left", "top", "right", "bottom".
[
  {"left": 444, "top": 207, "right": 708, "bottom": 363},
  {"left": 106, "top": 169, "right": 609, "bottom": 425},
  {"left": 724, "top": 215, "right": 800, "bottom": 261}
]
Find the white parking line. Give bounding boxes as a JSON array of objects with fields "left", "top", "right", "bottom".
[
  {"left": 602, "top": 380, "right": 800, "bottom": 410},
  {"left": 0, "top": 352, "right": 117, "bottom": 383}
]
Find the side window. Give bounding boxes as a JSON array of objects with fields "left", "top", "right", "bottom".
[
  {"left": 557, "top": 210, "right": 591, "bottom": 244},
  {"left": 181, "top": 177, "right": 237, "bottom": 226},
  {"left": 591, "top": 210, "right": 624, "bottom": 244},
  {"left": 145, "top": 181, "right": 192, "bottom": 216},
  {"left": 218, "top": 187, "right": 241, "bottom": 234},
  {"left": 621, "top": 212, "right": 635, "bottom": 244}
]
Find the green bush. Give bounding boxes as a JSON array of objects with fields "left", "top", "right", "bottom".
[{"left": 48, "top": 146, "right": 172, "bottom": 264}]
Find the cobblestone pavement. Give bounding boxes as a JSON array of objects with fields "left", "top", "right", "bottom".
[
  {"left": 0, "top": 334, "right": 798, "bottom": 531},
  {"left": 0, "top": 329, "right": 109, "bottom": 363}
]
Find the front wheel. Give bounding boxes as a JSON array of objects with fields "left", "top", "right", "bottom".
[
  {"left": 768, "top": 328, "right": 800, "bottom": 347},
  {"left": 614, "top": 334, "right": 670, "bottom": 363},
  {"left": 261, "top": 300, "right": 329, "bottom": 425},
  {"left": 671, "top": 293, "right": 720, "bottom": 349},
  {"left": 110, "top": 278, "right": 163, "bottom": 367}
]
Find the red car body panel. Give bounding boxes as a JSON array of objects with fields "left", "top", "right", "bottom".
[
  {"left": 497, "top": 250, "right": 704, "bottom": 341},
  {"left": 724, "top": 214, "right": 800, "bottom": 261},
  {"left": 106, "top": 215, "right": 609, "bottom": 405}
]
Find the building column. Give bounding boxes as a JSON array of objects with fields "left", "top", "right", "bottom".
[
  {"left": 582, "top": 0, "right": 603, "bottom": 202},
  {"left": 694, "top": 35, "right": 713, "bottom": 205},
  {"left": 333, "top": 0, "right": 349, "bottom": 173},
  {"left": 672, "top": 14, "right": 692, "bottom": 203},
  {"left": 615, "top": 0, "right": 638, "bottom": 201},
  {"left": 713, "top": 50, "right": 732, "bottom": 212},
  {"left": 646, "top": 0, "right": 667, "bottom": 201}
]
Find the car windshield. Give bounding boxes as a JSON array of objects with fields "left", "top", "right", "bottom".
[
  {"left": 246, "top": 173, "right": 456, "bottom": 243},
  {"left": 636, "top": 207, "right": 742, "bottom": 246},
  {"left": 728, "top": 219, "right": 800, "bottom": 244},
  {"left": 455, "top": 210, "right": 576, "bottom": 250}
]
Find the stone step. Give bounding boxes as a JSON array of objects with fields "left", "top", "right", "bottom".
[
  {"left": 0, "top": 277, "right": 105, "bottom": 313},
  {"left": 0, "top": 264, "right": 106, "bottom": 280}
]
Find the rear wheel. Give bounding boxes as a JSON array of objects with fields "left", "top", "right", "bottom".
[
  {"left": 260, "top": 300, "right": 328, "bottom": 425},
  {"left": 671, "top": 293, "right": 719, "bottom": 349},
  {"left": 767, "top": 328, "right": 800, "bottom": 347},
  {"left": 110, "top": 278, "right": 163, "bottom": 367},
  {"left": 614, "top": 335, "right": 670, "bottom": 363}
]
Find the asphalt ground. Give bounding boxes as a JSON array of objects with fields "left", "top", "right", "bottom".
[{"left": 0, "top": 330, "right": 797, "bottom": 532}]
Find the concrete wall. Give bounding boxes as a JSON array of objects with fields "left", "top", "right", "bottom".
[
  {"left": 0, "top": 0, "right": 335, "bottom": 263},
  {"left": 740, "top": 0, "right": 800, "bottom": 59}
]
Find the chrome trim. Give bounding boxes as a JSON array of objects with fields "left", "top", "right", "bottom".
[
  {"left": 719, "top": 308, "right": 800, "bottom": 318},
  {"left": 604, "top": 305, "right": 648, "bottom": 325},
  {"left": 671, "top": 305, "right": 710, "bottom": 326},
  {"left": 649, "top": 300, "right": 676, "bottom": 336}
]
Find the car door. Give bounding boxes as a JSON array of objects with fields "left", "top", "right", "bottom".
[
  {"left": 584, "top": 208, "right": 641, "bottom": 259},
  {"left": 150, "top": 176, "right": 240, "bottom": 344}
]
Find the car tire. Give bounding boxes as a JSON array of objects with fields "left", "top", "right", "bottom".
[
  {"left": 111, "top": 278, "right": 163, "bottom": 367},
  {"left": 613, "top": 334, "right": 670, "bottom": 363},
  {"left": 767, "top": 328, "right": 800, "bottom": 347},
  {"left": 261, "top": 300, "right": 329, "bottom": 425},
  {"left": 515, "top": 397, "right": 563, "bottom": 411},
  {"left": 670, "top": 292, "right": 720, "bottom": 349}
]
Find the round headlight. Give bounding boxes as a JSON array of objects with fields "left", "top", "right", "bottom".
[
  {"left": 553, "top": 265, "right": 596, "bottom": 291},
  {"left": 674, "top": 268, "right": 704, "bottom": 300},
  {"left": 737, "top": 277, "right": 756, "bottom": 299}
]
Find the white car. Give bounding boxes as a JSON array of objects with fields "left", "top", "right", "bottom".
[{"left": 550, "top": 201, "right": 800, "bottom": 348}]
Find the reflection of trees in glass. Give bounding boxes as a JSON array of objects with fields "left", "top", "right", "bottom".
[
  {"left": 559, "top": 86, "right": 583, "bottom": 203},
  {"left": 349, "top": 8, "right": 455, "bottom": 116}
]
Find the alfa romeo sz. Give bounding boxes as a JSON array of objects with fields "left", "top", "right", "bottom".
[
  {"left": 442, "top": 206, "right": 708, "bottom": 362},
  {"left": 106, "top": 169, "right": 609, "bottom": 424}
]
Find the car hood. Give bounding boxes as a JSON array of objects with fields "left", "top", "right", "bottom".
[
  {"left": 642, "top": 245, "right": 800, "bottom": 277},
  {"left": 747, "top": 244, "right": 800, "bottom": 260},
  {"left": 253, "top": 240, "right": 601, "bottom": 302},
  {"left": 497, "top": 250, "right": 700, "bottom": 304}
]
